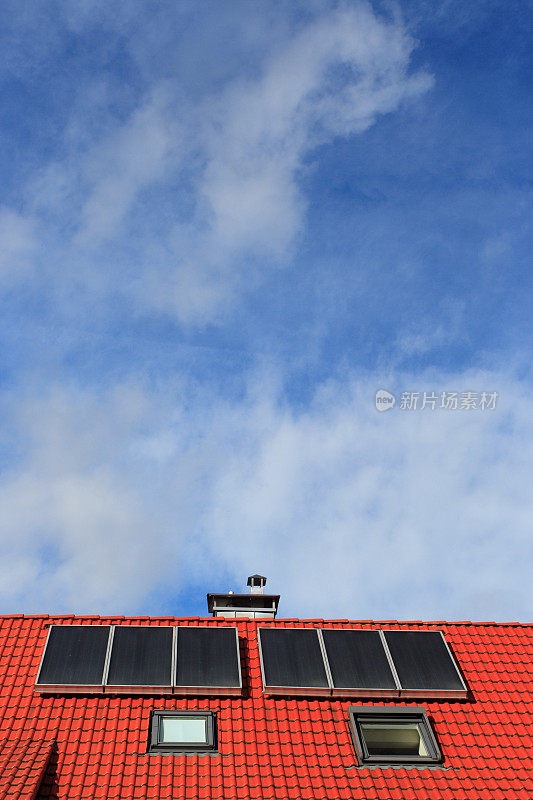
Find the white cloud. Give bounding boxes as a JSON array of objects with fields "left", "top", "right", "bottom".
[
  {"left": 1, "top": 367, "right": 531, "bottom": 621},
  {"left": 205, "top": 371, "right": 532, "bottom": 622},
  {"left": 172, "top": 3, "right": 433, "bottom": 318},
  {"left": 75, "top": 89, "right": 178, "bottom": 245},
  {"left": 0, "top": 208, "right": 37, "bottom": 284},
  {"left": 395, "top": 300, "right": 466, "bottom": 357},
  {"left": 16, "top": 3, "right": 432, "bottom": 325},
  {"left": 0, "top": 3, "right": 529, "bottom": 630}
]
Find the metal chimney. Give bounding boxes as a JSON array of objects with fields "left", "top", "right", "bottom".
[{"left": 247, "top": 574, "right": 267, "bottom": 595}]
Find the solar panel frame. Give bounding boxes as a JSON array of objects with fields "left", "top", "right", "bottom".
[
  {"left": 35, "top": 624, "right": 112, "bottom": 693},
  {"left": 317, "top": 629, "right": 334, "bottom": 691},
  {"left": 321, "top": 628, "right": 400, "bottom": 698},
  {"left": 382, "top": 629, "right": 468, "bottom": 699},
  {"left": 174, "top": 626, "right": 242, "bottom": 696},
  {"left": 34, "top": 625, "right": 53, "bottom": 690},
  {"left": 104, "top": 625, "right": 174, "bottom": 694},
  {"left": 258, "top": 627, "right": 332, "bottom": 696},
  {"left": 101, "top": 624, "right": 115, "bottom": 687}
]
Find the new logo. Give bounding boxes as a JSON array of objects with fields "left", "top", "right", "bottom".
[{"left": 375, "top": 389, "right": 396, "bottom": 412}]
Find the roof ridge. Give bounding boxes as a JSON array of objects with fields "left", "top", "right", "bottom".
[{"left": 0, "top": 614, "right": 530, "bottom": 628}]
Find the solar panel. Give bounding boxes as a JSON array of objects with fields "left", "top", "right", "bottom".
[
  {"left": 106, "top": 626, "right": 173, "bottom": 688},
  {"left": 36, "top": 625, "right": 110, "bottom": 689},
  {"left": 383, "top": 630, "right": 467, "bottom": 698},
  {"left": 175, "top": 626, "right": 241, "bottom": 693},
  {"left": 321, "top": 629, "right": 399, "bottom": 697},
  {"left": 259, "top": 628, "right": 330, "bottom": 694}
]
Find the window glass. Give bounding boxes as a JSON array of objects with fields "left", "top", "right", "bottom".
[
  {"left": 360, "top": 722, "right": 428, "bottom": 756},
  {"left": 160, "top": 716, "right": 207, "bottom": 744}
]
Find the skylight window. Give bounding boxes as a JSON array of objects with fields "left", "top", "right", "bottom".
[
  {"left": 149, "top": 711, "right": 217, "bottom": 753},
  {"left": 348, "top": 706, "right": 442, "bottom": 766}
]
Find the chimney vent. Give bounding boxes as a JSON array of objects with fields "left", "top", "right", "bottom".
[
  {"left": 207, "top": 575, "right": 279, "bottom": 619},
  {"left": 247, "top": 574, "right": 267, "bottom": 595}
]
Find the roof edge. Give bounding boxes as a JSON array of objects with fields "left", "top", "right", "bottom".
[{"left": 0, "top": 613, "right": 531, "bottom": 627}]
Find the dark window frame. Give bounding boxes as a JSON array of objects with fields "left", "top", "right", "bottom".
[
  {"left": 348, "top": 706, "right": 442, "bottom": 767},
  {"left": 149, "top": 710, "right": 217, "bottom": 754}
]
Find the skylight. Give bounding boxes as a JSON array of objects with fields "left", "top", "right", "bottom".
[
  {"left": 149, "top": 711, "right": 217, "bottom": 753},
  {"left": 348, "top": 706, "right": 442, "bottom": 766}
]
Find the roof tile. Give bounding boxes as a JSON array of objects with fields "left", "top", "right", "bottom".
[{"left": 0, "top": 615, "right": 528, "bottom": 799}]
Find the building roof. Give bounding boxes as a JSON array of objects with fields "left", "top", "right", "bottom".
[
  {"left": 0, "top": 614, "right": 531, "bottom": 799},
  {"left": 0, "top": 733, "right": 55, "bottom": 800}
]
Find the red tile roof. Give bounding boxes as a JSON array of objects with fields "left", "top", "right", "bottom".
[
  {"left": 0, "top": 733, "right": 55, "bottom": 800},
  {"left": 0, "top": 615, "right": 531, "bottom": 799}
]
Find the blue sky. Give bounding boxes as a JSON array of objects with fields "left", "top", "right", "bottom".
[{"left": 0, "top": 1, "right": 531, "bottom": 621}]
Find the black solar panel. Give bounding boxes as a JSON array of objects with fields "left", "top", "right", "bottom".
[
  {"left": 321, "top": 629, "right": 398, "bottom": 694},
  {"left": 175, "top": 627, "right": 240, "bottom": 688},
  {"left": 37, "top": 625, "right": 110, "bottom": 686},
  {"left": 259, "top": 628, "right": 329, "bottom": 690},
  {"left": 383, "top": 630, "right": 466, "bottom": 695},
  {"left": 106, "top": 626, "right": 173, "bottom": 686}
]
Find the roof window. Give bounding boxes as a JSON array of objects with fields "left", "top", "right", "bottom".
[
  {"left": 348, "top": 706, "right": 442, "bottom": 766},
  {"left": 149, "top": 711, "right": 217, "bottom": 754}
]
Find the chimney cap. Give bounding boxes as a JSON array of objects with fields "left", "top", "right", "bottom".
[{"left": 247, "top": 574, "right": 267, "bottom": 586}]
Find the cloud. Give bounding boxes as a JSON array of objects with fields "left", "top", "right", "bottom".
[
  {"left": 0, "top": 366, "right": 531, "bottom": 621},
  {"left": 394, "top": 300, "right": 466, "bottom": 357},
  {"left": 163, "top": 3, "right": 433, "bottom": 320},
  {"left": 204, "top": 369, "right": 532, "bottom": 622},
  {"left": 75, "top": 89, "right": 178, "bottom": 246},
  {"left": 0, "top": 208, "right": 37, "bottom": 285},
  {"left": 0, "top": 2, "right": 528, "bottom": 628},
  {"left": 14, "top": 3, "right": 432, "bottom": 325}
]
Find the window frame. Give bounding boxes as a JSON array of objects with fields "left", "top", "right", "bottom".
[
  {"left": 149, "top": 710, "right": 217, "bottom": 754},
  {"left": 348, "top": 705, "right": 442, "bottom": 767}
]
